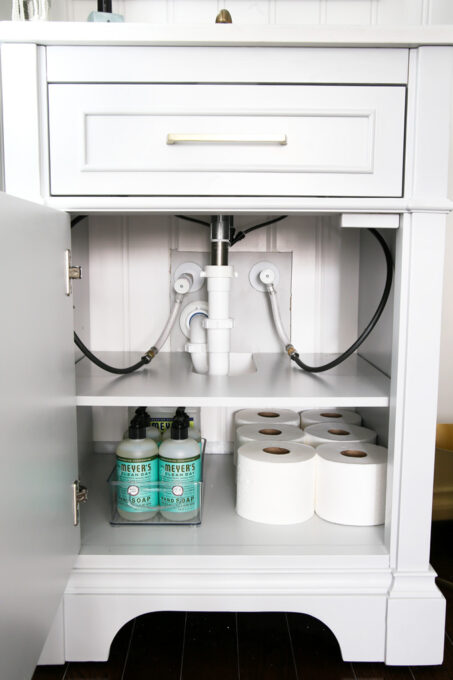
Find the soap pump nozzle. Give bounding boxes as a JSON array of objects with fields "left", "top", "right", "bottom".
[
  {"left": 128, "top": 414, "right": 147, "bottom": 440},
  {"left": 170, "top": 413, "right": 190, "bottom": 440},
  {"left": 134, "top": 406, "right": 151, "bottom": 426}
]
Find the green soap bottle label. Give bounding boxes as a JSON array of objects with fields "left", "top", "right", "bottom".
[
  {"left": 116, "top": 455, "right": 158, "bottom": 513},
  {"left": 158, "top": 455, "right": 201, "bottom": 513}
]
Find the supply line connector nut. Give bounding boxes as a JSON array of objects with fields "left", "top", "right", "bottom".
[
  {"left": 259, "top": 268, "right": 275, "bottom": 286},
  {"left": 249, "top": 261, "right": 280, "bottom": 292},
  {"left": 174, "top": 274, "right": 193, "bottom": 295},
  {"left": 143, "top": 346, "right": 158, "bottom": 362},
  {"left": 174, "top": 262, "right": 205, "bottom": 292},
  {"left": 286, "top": 344, "right": 297, "bottom": 357}
]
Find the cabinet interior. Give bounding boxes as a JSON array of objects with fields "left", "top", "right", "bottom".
[{"left": 72, "top": 213, "right": 395, "bottom": 564}]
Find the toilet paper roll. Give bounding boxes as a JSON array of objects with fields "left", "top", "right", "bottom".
[
  {"left": 234, "top": 423, "right": 305, "bottom": 464},
  {"left": 236, "top": 441, "right": 316, "bottom": 525},
  {"left": 315, "top": 443, "right": 387, "bottom": 525},
  {"left": 234, "top": 409, "right": 299, "bottom": 428},
  {"left": 302, "top": 423, "right": 376, "bottom": 448},
  {"left": 300, "top": 409, "right": 362, "bottom": 430}
]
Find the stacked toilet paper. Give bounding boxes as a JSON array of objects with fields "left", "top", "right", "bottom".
[
  {"left": 236, "top": 441, "right": 316, "bottom": 524},
  {"left": 315, "top": 443, "right": 387, "bottom": 525},
  {"left": 233, "top": 409, "right": 300, "bottom": 465},
  {"left": 235, "top": 423, "right": 305, "bottom": 463},
  {"left": 300, "top": 408, "right": 362, "bottom": 429},
  {"left": 302, "top": 423, "right": 376, "bottom": 448},
  {"left": 234, "top": 408, "right": 386, "bottom": 527},
  {"left": 234, "top": 409, "right": 300, "bottom": 428}
]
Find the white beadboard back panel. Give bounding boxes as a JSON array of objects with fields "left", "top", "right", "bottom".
[
  {"left": 85, "top": 215, "right": 359, "bottom": 354},
  {"left": 274, "top": 1, "right": 321, "bottom": 24},
  {"left": 357, "top": 406, "right": 389, "bottom": 447},
  {"left": 315, "top": 219, "right": 360, "bottom": 353},
  {"left": 62, "top": 0, "right": 448, "bottom": 26},
  {"left": 325, "top": 0, "right": 374, "bottom": 25},
  {"left": 88, "top": 215, "right": 173, "bottom": 353},
  {"left": 357, "top": 228, "right": 395, "bottom": 377},
  {"left": 88, "top": 216, "right": 131, "bottom": 352},
  {"left": 127, "top": 216, "right": 173, "bottom": 351},
  {"left": 375, "top": 0, "right": 425, "bottom": 25},
  {"left": 84, "top": 214, "right": 360, "bottom": 444},
  {"left": 429, "top": 0, "right": 453, "bottom": 24}
]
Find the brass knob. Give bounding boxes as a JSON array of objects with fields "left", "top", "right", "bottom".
[{"left": 216, "top": 9, "right": 232, "bottom": 23}]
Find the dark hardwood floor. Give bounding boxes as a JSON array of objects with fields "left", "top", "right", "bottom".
[{"left": 33, "top": 521, "right": 453, "bottom": 680}]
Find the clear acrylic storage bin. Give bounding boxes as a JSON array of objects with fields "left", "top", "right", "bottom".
[{"left": 107, "top": 439, "right": 205, "bottom": 526}]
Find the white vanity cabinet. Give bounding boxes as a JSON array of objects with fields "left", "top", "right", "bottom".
[{"left": 0, "top": 24, "right": 452, "bottom": 677}]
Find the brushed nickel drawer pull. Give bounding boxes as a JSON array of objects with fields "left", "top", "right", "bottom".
[{"left": 166, "top": 133, "right": 287, "bottom": 145}]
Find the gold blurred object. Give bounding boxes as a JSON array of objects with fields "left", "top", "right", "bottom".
[
  {"left": 433, "top": 424, "right": 453, "bottom": 520},
  {"left": 216, "top": 9, "right": 233, "bottom": 23},
  {"left": 436, "top": 423, "right": 453, "bottom": 451}
]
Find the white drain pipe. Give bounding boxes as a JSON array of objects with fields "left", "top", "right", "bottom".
[
  {"left": 180, "top": 216, "right": 235, "bottom": 376},
  {"left": 186, "top": 312, "right": 209, "bottom": 375},
  {"left": 202, "top": 265, "right": 234, "bottom": 375},
  {"left": 201, "top": 216, "right": 235, "bottom": 376}
]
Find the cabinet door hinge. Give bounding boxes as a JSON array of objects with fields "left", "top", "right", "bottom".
[
  {"left": 65, "top": 249, "right": 82, "bottom": 296},
  {"left": 72, "top": 480, "right": 88, "bottom": 526}
]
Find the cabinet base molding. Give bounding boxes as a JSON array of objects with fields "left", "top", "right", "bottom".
[
  {"left": 58, "top": 565, "right": 442, "bottom": 665},
  {"left": 385, "top": 571, "right": 446, "bottom": 665},
  {"left": 63, "top": 591, "right": 387, "bottom": 663}
]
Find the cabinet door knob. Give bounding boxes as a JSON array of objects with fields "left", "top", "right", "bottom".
[{"left": 215, "top": 9, "right": 233, "bottom": 23}]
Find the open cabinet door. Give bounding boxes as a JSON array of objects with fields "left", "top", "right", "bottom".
[{"left": 0, "top": 193, "right": 79, "bottom": 680}]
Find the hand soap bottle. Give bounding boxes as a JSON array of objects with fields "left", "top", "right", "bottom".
[
  {"left": 158, "top": 411, "right": 202, "bottom": 522},
  {"left": 116, "top": 414, "right": 159, "bottom": 521}
]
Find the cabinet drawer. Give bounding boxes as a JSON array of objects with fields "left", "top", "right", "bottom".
[{"left": 48, "top": 84, "right": 405, "bottom": 197}]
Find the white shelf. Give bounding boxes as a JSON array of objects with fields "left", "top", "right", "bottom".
[
  {"left": 75, "top": 352, "right": 390, "bottom": 408},
  {"left": 77, "top": 453, "right": 388, "bottom": 569}
]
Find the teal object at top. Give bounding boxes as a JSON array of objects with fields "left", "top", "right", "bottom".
[{"left": 87, "top": 11, "right": 124, "bottom": 22}]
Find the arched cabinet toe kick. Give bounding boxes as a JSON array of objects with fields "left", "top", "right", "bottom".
[{"left": 63, "top": 568, "right": 393, "bottom": 663}]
